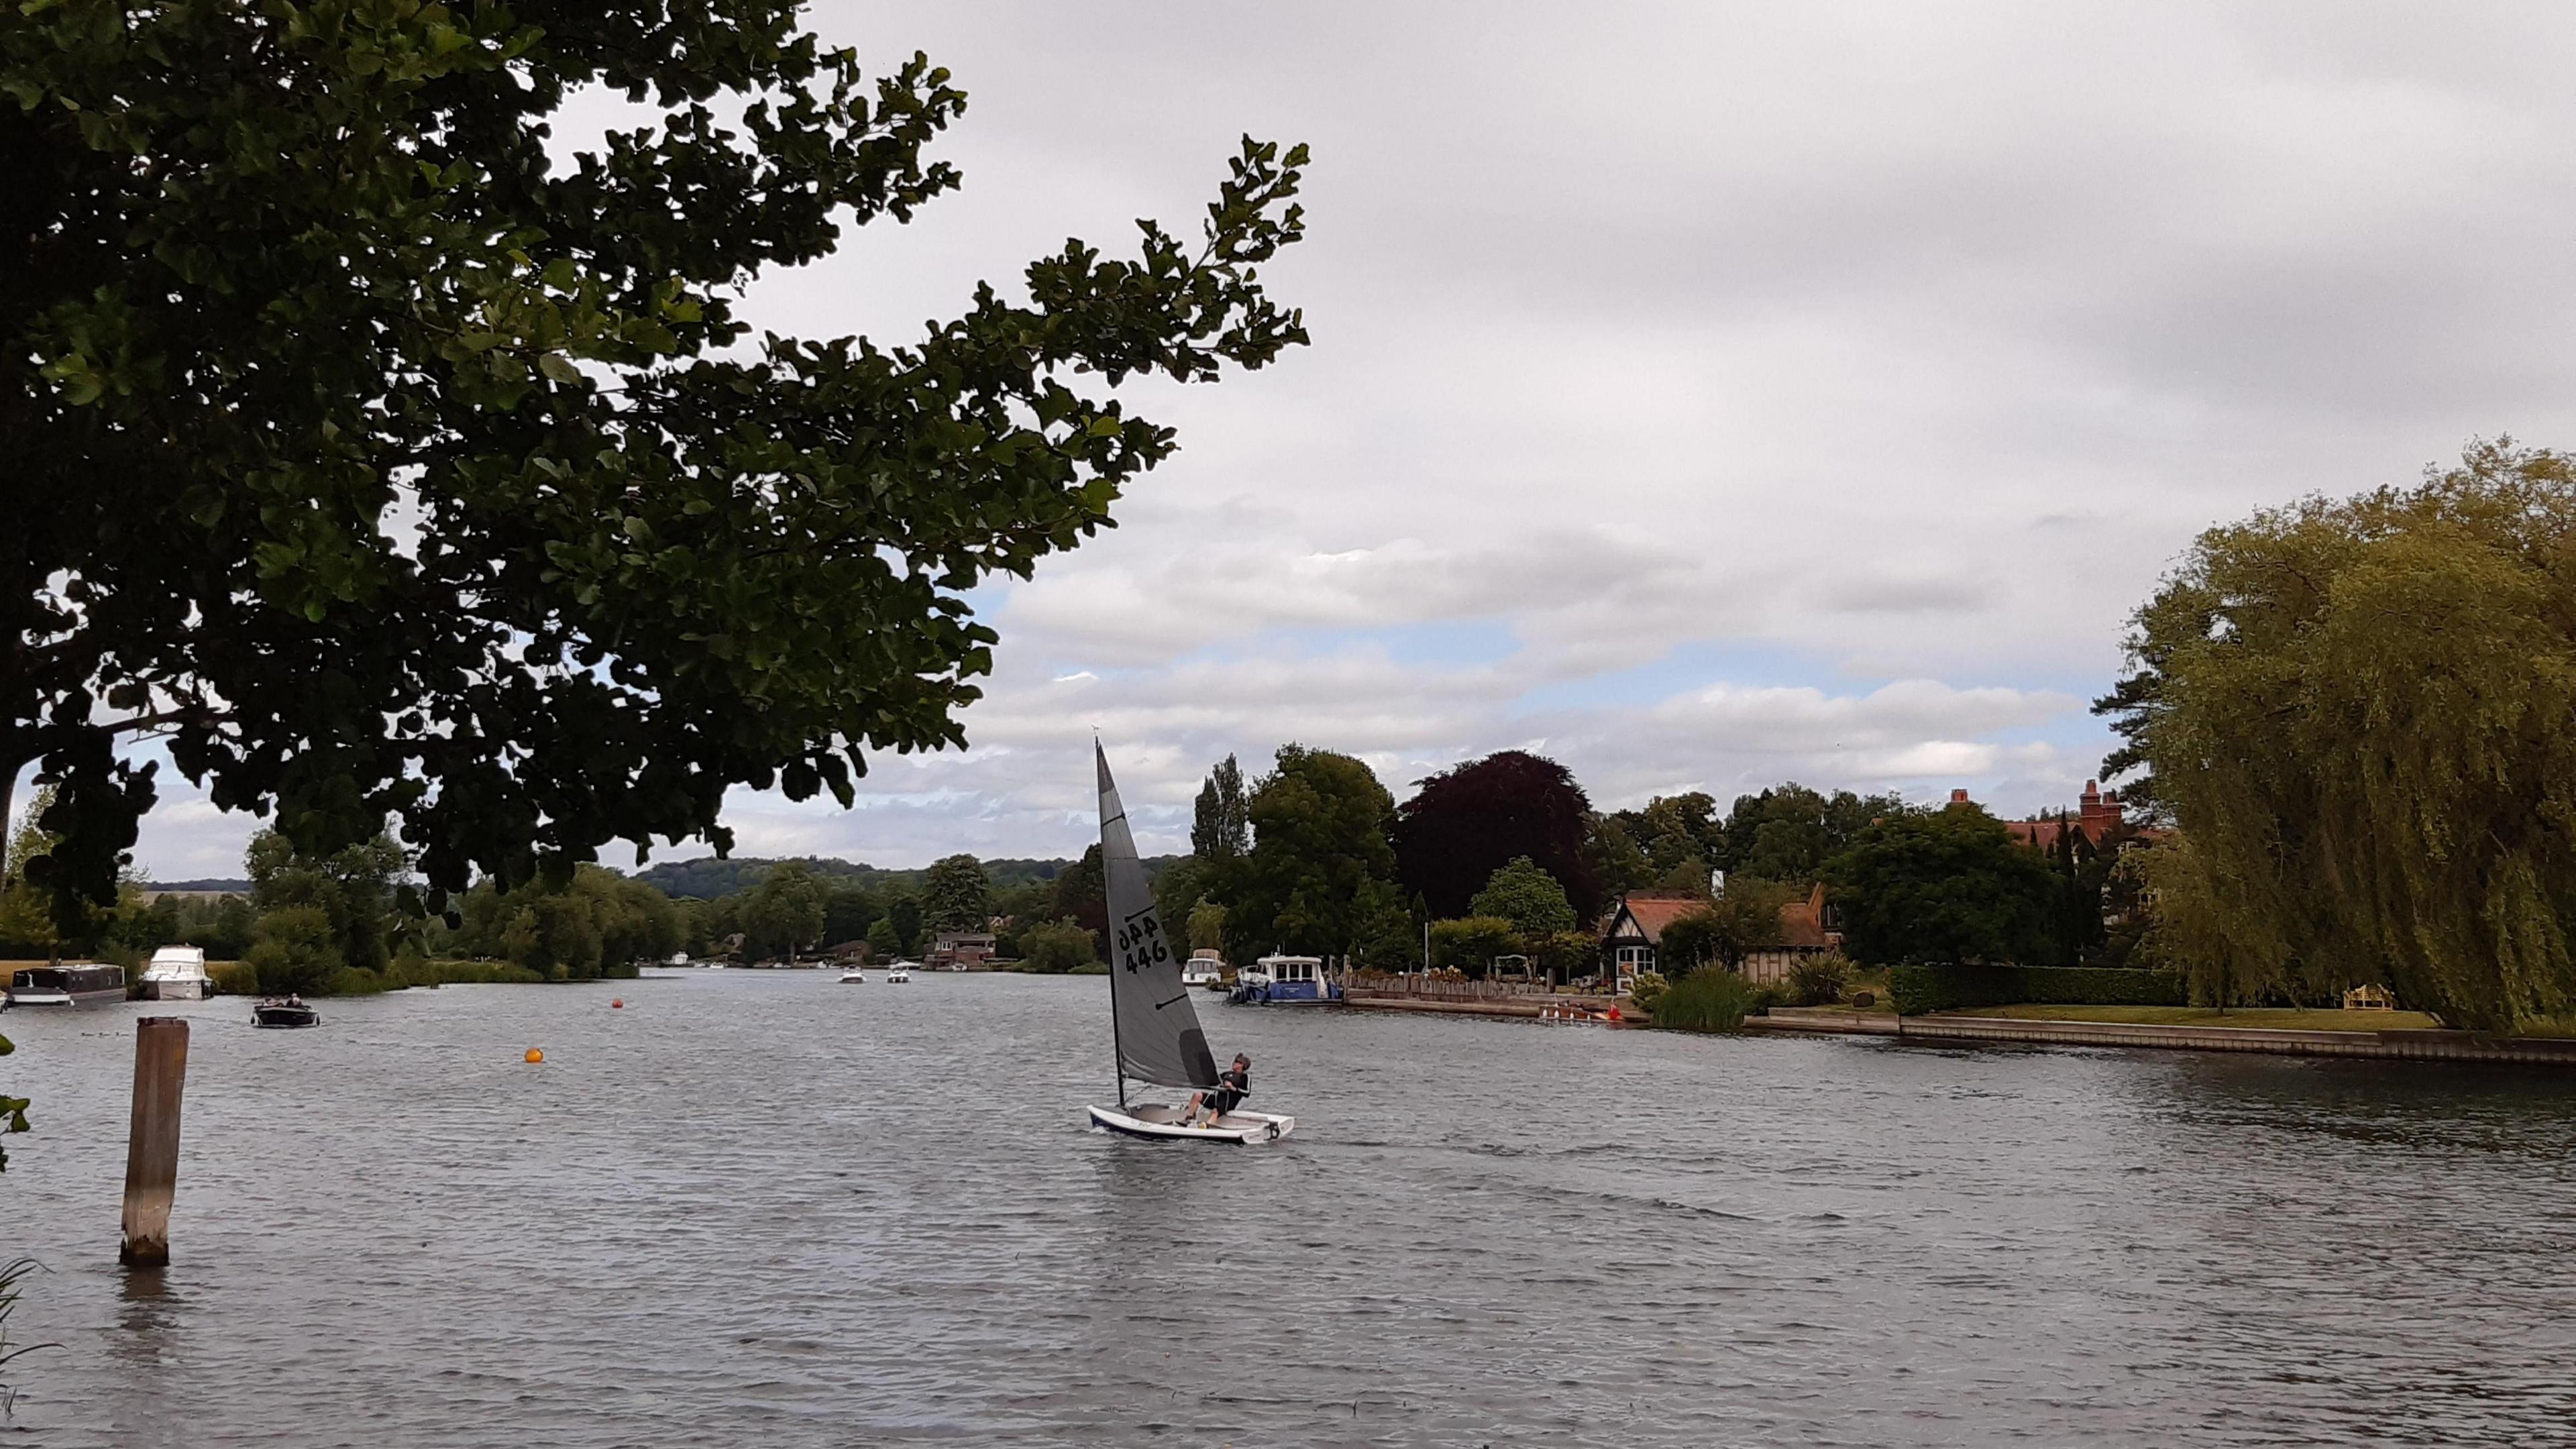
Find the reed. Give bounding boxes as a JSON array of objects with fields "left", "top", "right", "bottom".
[{"left": 1653, "top": 969, "right": 1760, "bottom": 1033}]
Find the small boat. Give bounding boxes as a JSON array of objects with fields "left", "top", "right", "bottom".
[
  {"left": 252, "top": 998, "right": 321, "bottom": 1028},
  {"left": 8, "top": 963, "right": 127, "bottom": 1006},
  {"left": 884, "top": 962, "right": 914, "bottom": 983},
  {"left": 140, "top": 945, "right": 211, "bottom": 1002},
  {"left": 1228, "top": 954, "right": 1343, "bottom": 1006},
  {"left": 1084, "top": 743, "right": 1294, "bottom": 1146},
  {"left": 1181, "top": 952, "right": 1226, "bottom": 989},
  {"left": 838, "top": 968, "right": 869, "bottom": 984}
]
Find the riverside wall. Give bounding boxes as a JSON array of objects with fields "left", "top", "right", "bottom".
[{"left": 1748, "top": 1008, "right": 2576, "bottom": 1066}]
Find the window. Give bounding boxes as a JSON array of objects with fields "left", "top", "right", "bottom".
[{"left": 1616, "top": 945, "right": 1653, "bottom": 971}]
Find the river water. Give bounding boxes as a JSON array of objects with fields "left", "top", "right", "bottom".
[{"left": 3, "top": 971, "right": 2573, "bottom": 1446}]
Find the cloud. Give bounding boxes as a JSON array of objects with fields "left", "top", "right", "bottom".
[{"left": 99, "top": 3, "right": 2576, "bottom": 875}]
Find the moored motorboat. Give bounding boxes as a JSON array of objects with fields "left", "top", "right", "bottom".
[
  {"left": 838, "top": 968, "right": 869, "bottom": 984},
  {"left": 1181, "top": 951, "right": 1226, "bottom": 989},
  {"left": 140, "top": 945, "right": 211, "bottom": 1001},
  {"left": 252, "top": 998, "right": 321, "bottom": 1028},
  {"left": 884, "top": 962, "right": 913, "bottom": 983},
  {"left": 1228, "top": 954, "right": 1343, "bottom": 1006}
]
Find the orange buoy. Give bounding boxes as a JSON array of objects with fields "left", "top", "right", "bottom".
[
  {"left": 610, "top": 999, "right": 624, "bottom": 1009},
  {"left": 525, "top": 1047, "right": 544, "bottom": 1063}
]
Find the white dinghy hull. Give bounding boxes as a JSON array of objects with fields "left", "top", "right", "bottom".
[{"left": 1087, "top": 1103, "right": 1295, "bottom": 1145}]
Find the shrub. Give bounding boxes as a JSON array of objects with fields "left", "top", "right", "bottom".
[
  {"left": 332, "top": 967, "right": 387, "bottom": 995},
  {"left": 244, "top": 904, "right": 343, "bottom": 995},
  {"left": 1786, "top": 952, "right": 1853, "bottom": 1006},
  {"left": 1887, "top": 963, "right": 2186, "bottom": 1015},
  {"left": 1428, "top": 916, "right": 1523, "bottom": 976},
  {"left": 207, "top": 959, "right": 259, "bottom": 996},
  {"left": 1018, "top": 918, "right": 1099, "bottom": 974},
  {"left": 1653, "top": 969, "right": 1759, "bottom": 1033},
  {"left": 1627, "top": 970, "right": 1670, "bottom": 1012}
]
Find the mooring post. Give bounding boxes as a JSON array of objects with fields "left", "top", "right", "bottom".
[{"left": 119, "top": 1017, "right": 190, "bottom": 1269}]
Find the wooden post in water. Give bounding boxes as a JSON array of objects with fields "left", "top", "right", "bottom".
[{"left": 119, "top": 1017, "right": 190, "bottom": 1269}]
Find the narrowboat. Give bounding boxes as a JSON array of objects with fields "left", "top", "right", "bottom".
[{"left": 9, "top": 962, "right": 128, "bottom": 1006}]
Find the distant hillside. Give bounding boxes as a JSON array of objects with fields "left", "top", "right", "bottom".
[
  {"left": 627, "top": 854, "right": 1182, "bottom": 900},
  {"left": 144, "top": 879, "right": 252, "bottom": 895}
]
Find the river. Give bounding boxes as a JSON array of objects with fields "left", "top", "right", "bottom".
[{"left": 3, "top": 971, "right": 2573, "bottom": 1446}]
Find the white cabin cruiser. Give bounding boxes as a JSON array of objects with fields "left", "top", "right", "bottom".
[
  {"left": 838, "top": 967, "right": 868, "bottom": 984},
  {"left": 884, "top": 962, "right": 914, "bottom": 983},
  {"left": 1083, "top": 744, "right": 1295, "bottom": 1146},
  {"left": 140, "top": 945, "right": 211, "bottom": 1001},
  {"left": 1180, "top": 951, "right": 1225, "bottom": 988}
]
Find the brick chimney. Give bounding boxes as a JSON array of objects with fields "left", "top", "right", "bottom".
[
  {"left": 2078, "top": 780, "right": 2123, "bottom": 842},
  {"left": 1947, "top": 788, "right": 1972, "bottom": 808}
]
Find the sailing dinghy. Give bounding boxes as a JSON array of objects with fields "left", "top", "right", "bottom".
[{"left": 1085, "top": 744, "right": 1295, "bottom": 1146}]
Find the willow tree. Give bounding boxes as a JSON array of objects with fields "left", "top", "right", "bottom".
[
  {"left": 2102, "top": 441, "right": 2576, "bottom": 1029},
  {"left": 1, "top": 1, "right": 1307, "bottom": 921}
]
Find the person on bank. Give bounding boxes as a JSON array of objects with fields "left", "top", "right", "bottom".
[{"left": 1186, "top": 1054, "right": 1251, "bottom": 1127}]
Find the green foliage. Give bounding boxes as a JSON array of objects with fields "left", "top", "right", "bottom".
[
  {"left": 741, "top": 863, "right": 828, "bottom": 961},
  {"left": 1394, "top": 751, "right": 1602, "bottom": 922},
  {"left": 244, "top": 904, "right": 343, "bottom": 995},
  {"left": 1350, "top": 886, "right": 1423, "bottom": 971},
  {"left": 1822, "top": 806, "right": 2059, "bottom": 966},
  {"left": 0, "top": 1254, "right": 53, "bottom": 1394},
  {"left": 0, "top": 1033, "right": 24, "bottom": 1173},
  {"left": 3, "top": 3, "right": 1310, "bottom": 925},
  {"left": 1652, "top": 907, "right": 1725, "bottom": 975},
  {"left": 1017, "top": 917, "right": 1099, "bottom": 973},
  {"left": 1468, "top": 856, "right": 1578, "bottom": 937},
  {"left": 1886, "top": 964, "right": 2186, "bottom": 1015},
  {"left": 207, "top": 959, "right": 260, "bottom": 996},
  {"left": 1185, "top": 900, "right": 1228, "bottom": 953},
  {"left": 453, "top": 865, "right": 680, "bottom": 979},
  {"left": 1719, "top": 784, "right": 1907, "bottom": 885},
  {"left": 1703, "top": 879, "right": 1795, "bottom": 968},
  {"left": 2102, "top": 443, "right": 2576, "bottom": 1030},
  {"left": 1428, "top": 916, "right": 1521, "bottom": 976},
  {"left": 1581, "top": 814, "right": 1656, "bottom": 898},
  {"left": 1652, "top": 969, "right": 1759, "bottom": 1033},
  {"left": 248, "top": 828, "right": 404, "bottom": 975},
  {"left": 1050, "top": 845, "right": 1107, "bottom": 947},
  {"left": 1532, "top": 929, "right": 1602, "bottom": 982},
  {"left": 1150, "top": 857, "right": 1211, "bottom": 945},
  {"left": 1627, "top": 970, "right": 1671, "bottom": 1014},
  {"left": 1191, "top": 756, "right": 1251, "bottom": 863},
  {"left": 1614, "top": 792, "right": 1725, "bottom": 877},
  {"left": 1230, "top": 745, "right": 1397, "bottom": 958},
  {"left": 922, "top": 854, "right": 991, "bottom": 933},
  {"left": 1786, "top": 952, "right": 1853, "bottom": 1007}
]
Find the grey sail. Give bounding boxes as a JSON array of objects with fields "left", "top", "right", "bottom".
[{"left": 1097, "top": 743, "right": 1221, "bottom": 1090}]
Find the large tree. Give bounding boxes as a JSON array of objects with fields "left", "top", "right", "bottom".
[
  {"left": 2101, "top": 442, "right": 2576, "bottom": 1030},
  {"left": 1190, "top": 755, "right": 1250, "bottom": 863},
  {"left": 1821, "top": 805, "right": 2059, "bottom": 967},
  {"left": 921, "top": 853, "right": 991, "bottom": 933},
  {"left": 1718, "top": 783, "right": 1904, "bottom": 885},
  {"left": 1, "top": 3, "right": 1308, "bottom": 921},
  {"left": 1394, "top": 750, "right": 1601, "bottom": 922},
  {"left": 1230, "top": 744, "right": 1397, "bottom": 959}
]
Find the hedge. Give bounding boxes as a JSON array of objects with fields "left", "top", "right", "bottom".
[{"left": 1888, "top": 963, "right": 2185, "bottom": 1016}]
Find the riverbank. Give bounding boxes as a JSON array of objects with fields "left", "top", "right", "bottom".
[{"left": 1749, "top": 1006, "right": 2576, "bottom": 1065}]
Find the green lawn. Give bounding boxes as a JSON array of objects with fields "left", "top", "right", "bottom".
[{"left": 1939, "top": 1004, "right": 2445, "bottom": 1032}]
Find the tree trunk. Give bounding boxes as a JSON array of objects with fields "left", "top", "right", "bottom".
[{"left": 0, "top": 761, "right": 13, "bottom": 888}]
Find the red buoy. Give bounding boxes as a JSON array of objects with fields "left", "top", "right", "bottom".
[{"left": 611, "top": 999, "right": 624, "bottom": 1009}]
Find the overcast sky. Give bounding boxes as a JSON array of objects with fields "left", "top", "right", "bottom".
[{"left": 80, "top": 1, "right": 2576, "bottom": 878}]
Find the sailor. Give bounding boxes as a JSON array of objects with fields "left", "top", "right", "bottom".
[{"left": 1185, "top": 1053, "right": 1251, "bottom": 1128}]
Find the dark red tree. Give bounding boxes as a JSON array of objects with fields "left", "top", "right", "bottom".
[{"left": 1394, "top": 751, "right": 1603, "bottom": 923}]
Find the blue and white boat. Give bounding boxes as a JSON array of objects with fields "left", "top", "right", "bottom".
[{"left": 1228, "top": 955, "right": 1343, "bottom": 1006}]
